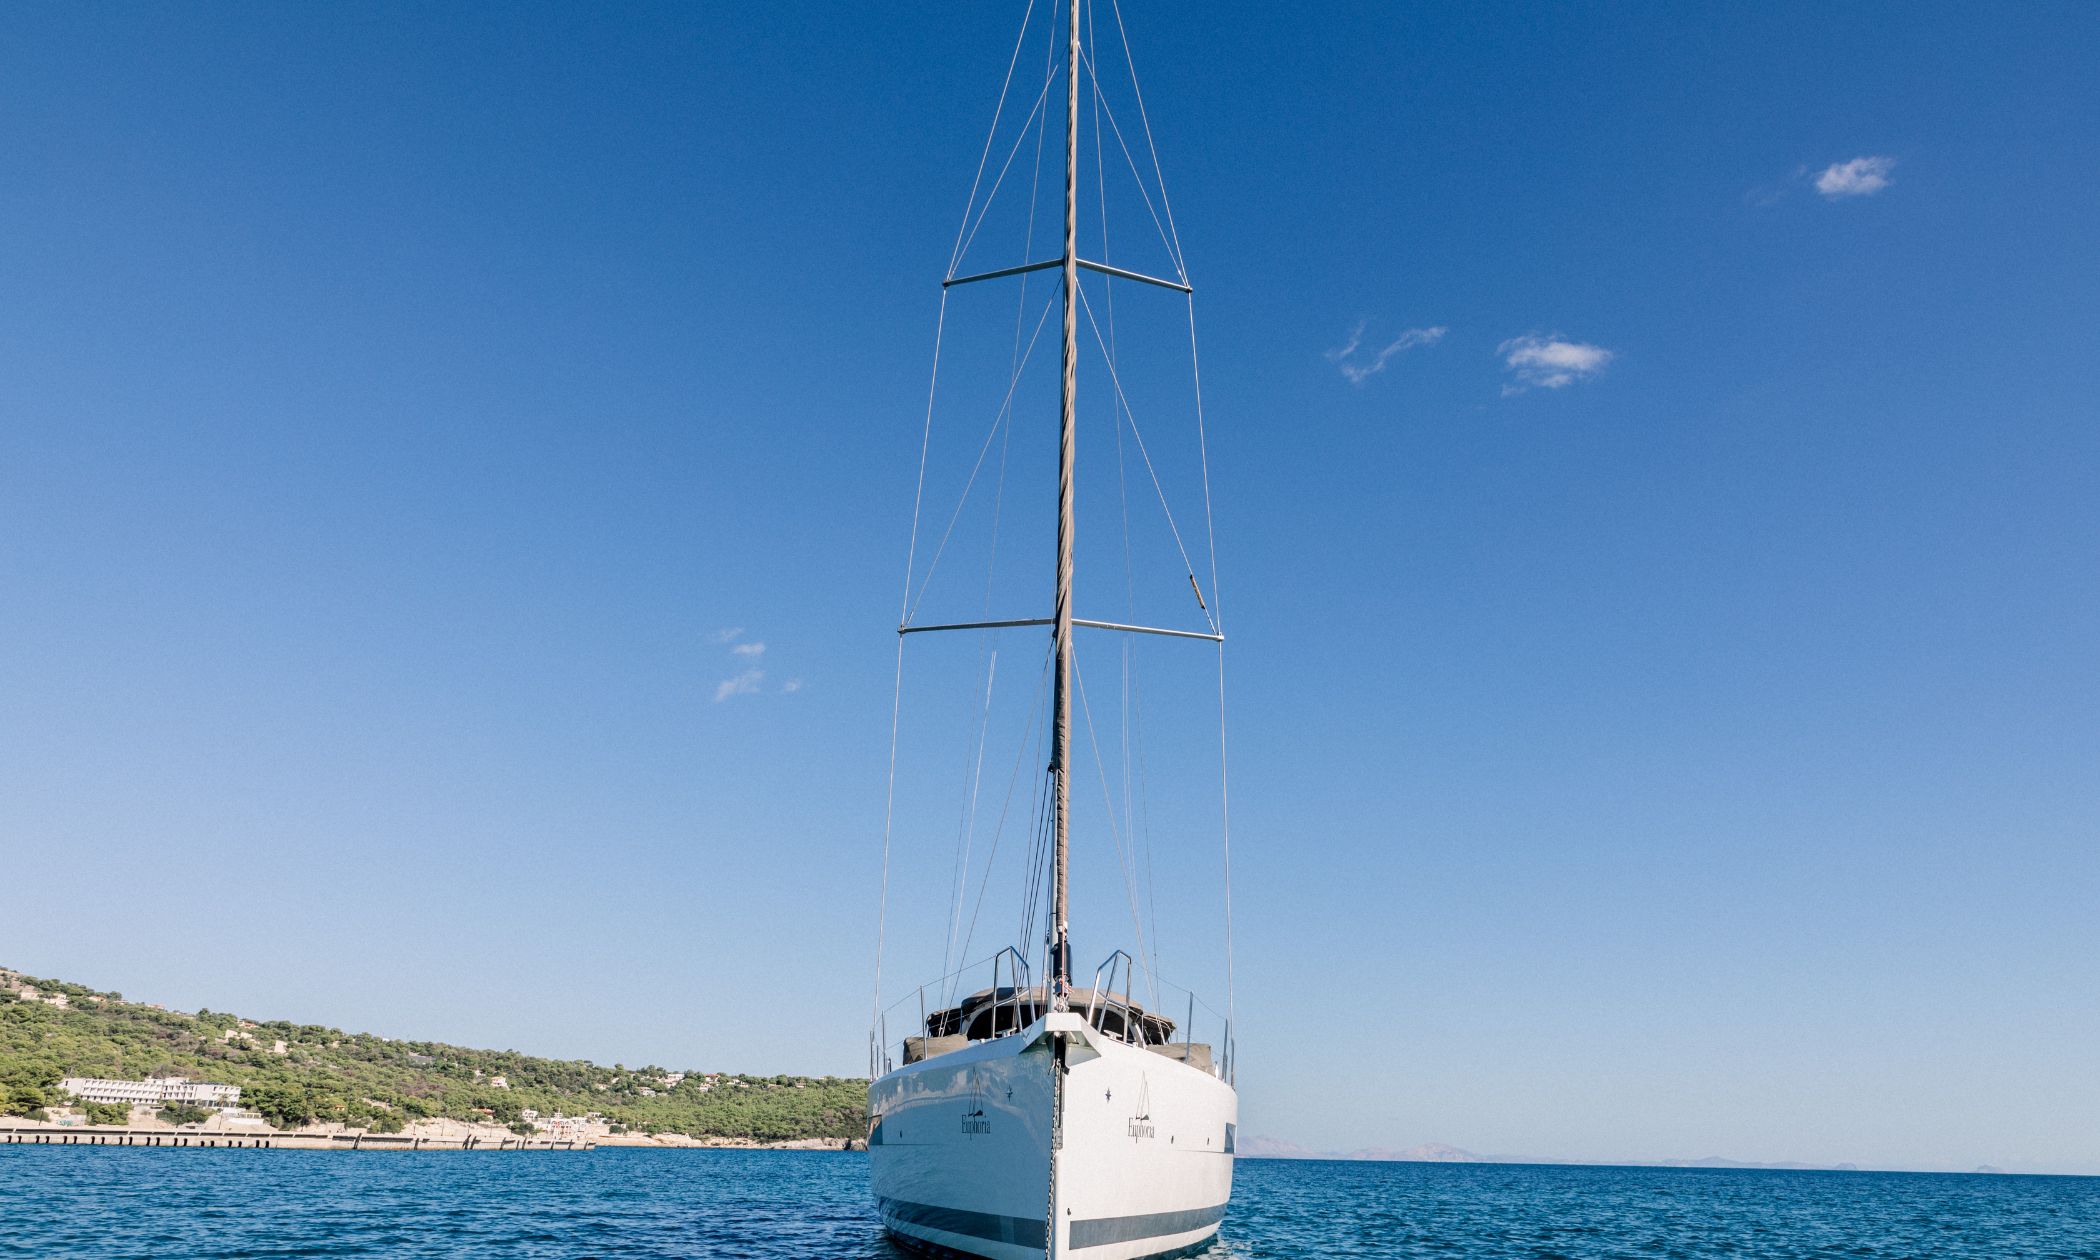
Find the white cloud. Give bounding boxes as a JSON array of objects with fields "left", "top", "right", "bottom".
[
  {"left": 1328, "top": 323, "right": 1446, "bottom": 384},
  {"left": 781, "top": 678, "right": 804, "bottom": 694},
  {"left": 731, "top": 641, "right": 766, "bottom": 657},
  {"left": 1499, "top": 335, "right": 1614, "bottom": 393},
  {"left": 713, "top": 669, "right": 764, "bottom": 702},
  {"left": 1815, "top": 155, "right": 1895, "bottom": 199},
  {"left": 709, "top": 627, "right": 745, "bottom": 645}
]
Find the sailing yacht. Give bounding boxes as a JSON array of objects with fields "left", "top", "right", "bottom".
[{"left": 867, "top": 3, "right": 1237, "bottom": 1258}]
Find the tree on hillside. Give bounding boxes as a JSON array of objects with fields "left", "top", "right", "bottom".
[{"left": 158, "top": 1103, "right": 211, "bottom": 1126}]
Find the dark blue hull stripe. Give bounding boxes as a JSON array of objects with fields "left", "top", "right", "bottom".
[
  {"left": 1070, "top": 1202, "right": 1228, "bottom": 1250},
  {"left": 880, "top": 1197, "right": 1047, "bottom": 1249},
  {"left": 880, "top": 1196, "right": 1227, "bottom": 1253}
]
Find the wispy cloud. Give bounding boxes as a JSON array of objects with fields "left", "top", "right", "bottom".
[
  {"left": 1499, "top": 335, "right": 1614, "bottom": 393},
  {"left": 712, "top": 627, "right": 796, "bottom": 700},
  {"left": 1327, "top": 323, "right": 1446, "bottom": 384},
  {"left": 1815, "top": 155, "right": 1896, "bottom": 199},
  {"left": 1745, "top": 166, "right": 1807, "bottom": 207},
  {"left": 714, "top": 669, "right": 765, "bottom": 702}
]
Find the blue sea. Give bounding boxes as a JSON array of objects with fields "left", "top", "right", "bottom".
[{"left": 4, "top": 1148, "right": 2096, "bottom": 1258}]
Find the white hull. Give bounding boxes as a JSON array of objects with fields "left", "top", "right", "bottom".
[{"left": 869, "top": 1014, "right": 1236, "bottom": 1260}]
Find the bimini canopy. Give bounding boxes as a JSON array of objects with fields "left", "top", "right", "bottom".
[{"left": 925, "top": 986, "right": 1176, "bottom": 1045}]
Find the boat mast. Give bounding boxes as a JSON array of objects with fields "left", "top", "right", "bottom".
[{"left": 1048, "top": 0, "right": 1081, "bottom": 1009}]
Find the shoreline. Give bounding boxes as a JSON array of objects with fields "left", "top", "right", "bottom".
[
  {"left": 2, "top": 1121, "right": 868, "bottom": 1153},
  {"left": 595, "top": 1133, "right": 864, "bottom": 1151},
  {"left": 1, "top": 1122, "right": 589, "bottom": 1151}
]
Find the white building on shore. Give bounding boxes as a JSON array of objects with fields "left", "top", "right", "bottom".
[
  {"left": 529, "top": 1111, "right": 608, "bottom": 1142},
  {"left": 59, "top": 1076, "right": 242, "bottom": 1109}
]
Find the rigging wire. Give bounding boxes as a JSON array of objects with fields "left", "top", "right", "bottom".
[
  {"left": 881, "top": 0, "right": 1235, "bottom": 1054},
  {"left": 870, "top": 633, "right": 908, "bottom": 1064},
  {"left": 1106, "top": 0, "right": 1188, "bottom": 277},
  {"left": 1116, "top": 0, "right": 1229, "bottom": 1023},
  {"left": 1094, "top": 0, "right": 1232, "bottom": 1037},
  {"left": 1075, "top": 43, "right": 1182, "bottom": 283},
  {"left": 979, "top": 15, "right": 1062, "bottom": 996},
  {"left": 904, "top": 282, "right": 1045, "bottom": 1012},
  {"left": 946, "top": 0, "right": 1044, "bottom": 277},
  {"left": 940, "top": 650, "right": 999, "bottom": 986},
  {"left": 954, "top": 640, "right": 1054, "bottom": 1000},
  {"left": 1075, "top": 283, "right": 1216, "bottom": 632},
  {"left": 1017, "top": 757, "right": 1054, "bottom": 991},
  {"left": 904, "top": 291, "right": 1059, "bottom": 625},
  {"left": 873, "top": 286, "right": 947, "bottom": 1054},
  {"left": 1185, "top": 301, "right": 1234, "bottom": 1032},
  {"left": 939, "top": 12, "right": 1061, "bottom": 997},
  {"left": 878, "top": 0, "right": 1048, "bottom": 1054},
  {"left": 953, "top": 61, "right": 1065, "bottom": 277},
  {"left": 1084, "top": 0, "right": 1166, "bottom": 991},
  {"left": 1073, "top": 647, "right": 1159, "bottom": 1011}
]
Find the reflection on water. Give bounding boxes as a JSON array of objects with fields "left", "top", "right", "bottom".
[{"left": 4, "top": 1146, "right": 2096, "bottom": 1259}]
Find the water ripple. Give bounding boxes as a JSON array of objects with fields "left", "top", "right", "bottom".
[{"left": 4, "top": 1148, "right": 2097, "bottom": 1258}]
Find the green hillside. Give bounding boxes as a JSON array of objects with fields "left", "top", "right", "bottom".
[{"left": 0, "top": 967, "right": 868, "bottom": 1141}]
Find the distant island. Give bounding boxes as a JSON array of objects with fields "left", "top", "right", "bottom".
[
  {"left": 1238, "top": 1136, "right": 1485, "bottom": 1162},
  {"left": 1, "top": 966, "right": 866, "bottom": 1146},
  {"left": 1238, "top": 1137, "right": 1870, "bottom": 1172}
]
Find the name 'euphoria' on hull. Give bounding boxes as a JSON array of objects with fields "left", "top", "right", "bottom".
[{"left": 870, "top": 988, "right": 1235, "bottom": 1260}]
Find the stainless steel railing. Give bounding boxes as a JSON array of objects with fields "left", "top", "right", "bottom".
[{"left": 873, "top": 948, "right": 1235, "bottom": 1086}]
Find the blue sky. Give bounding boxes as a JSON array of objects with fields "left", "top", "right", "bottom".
[{"left": 3, "top": 1, "right": 2096, "bottom": 1173}]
